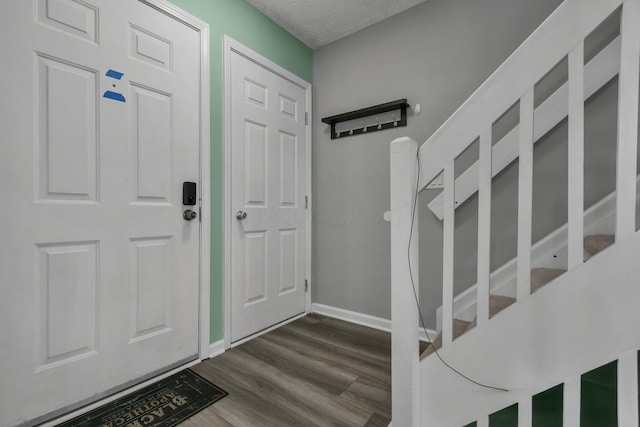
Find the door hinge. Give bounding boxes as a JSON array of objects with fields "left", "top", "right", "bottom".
[
  {"left": 305, "top": 195, "right": 308, "bottom": 209},
  {"left": 305, "top": 112, "right": 308, "bottom": 125},
  {"left": 305, "top": 279, "right": 308, "bottom": 292}
]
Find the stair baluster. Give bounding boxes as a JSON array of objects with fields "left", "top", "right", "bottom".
[
  {"left": 477, "top": 128, "right": 493, "bottom": 327},
  {"left": 567, "top": 42, "right": 586, "bottom": 270},
  {"left": 517, "top": 89, "right": 535, "bottom": 301},
  {"left": 443, "top": 162, "right": 455, "bottom": 347}
]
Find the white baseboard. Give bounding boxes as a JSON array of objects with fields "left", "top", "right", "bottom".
[
  {"left": 209, "top": 339, "right": 225, "bottom": 358},
  {"left": 312, "top": 303, "right": 437, "bottom": 341}
]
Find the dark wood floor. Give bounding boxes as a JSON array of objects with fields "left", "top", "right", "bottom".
[{"left": 180, "top": 314, "right": 392, "bottom": 427}]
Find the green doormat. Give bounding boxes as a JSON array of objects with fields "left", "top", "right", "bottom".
[{"left": 58, "top": 369, "right": 227, "bottom": 427}]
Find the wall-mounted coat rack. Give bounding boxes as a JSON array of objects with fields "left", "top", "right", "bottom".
[{"left": 321, "top": 99, "right": 410, "bottom": 139}]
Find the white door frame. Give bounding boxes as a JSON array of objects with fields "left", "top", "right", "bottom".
[
  {"left": 140, "top": 0, "right": 211, "bottom": 361},
  {"left": 223, "top": 35, "right": 312, "bottom": 349}
]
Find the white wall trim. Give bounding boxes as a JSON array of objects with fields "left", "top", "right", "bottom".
[
  {"left": 138, "top": 0, "right": 212, "bottom": 368},
  {"left": 208, "top": 339, "right": 225, "bottom": 359},
  {"left": 223, "top": 36, "right": 312, "bottom": 349},
  {"left": 312, "top": 303, "right": 438, "bottom": 341}
]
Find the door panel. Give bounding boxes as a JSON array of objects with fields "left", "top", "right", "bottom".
[
  {"left": 37, "top": 241, "right": 99, "bottom": 369},
  {"left": 0, "top": 1, "right": 202, "bottom": 425},
  {"left": 36, "top": 0, "right": 99, "bottom": 42},
  {"left": 279, "top": 229, "right": 298, "bottom": 294},
  {"left": 130, "top": 84, "right": 173, "bottom": 203},
  {"left": 245, "top": 231, "right": 268, "bottom": 304},
  {"left": 129, "top": 236, "right": 173, "bottom": 342},
  {"left": 37, "top": 54, "right": 99, "bottom": 202},
  {"left": 245, "top": 121, "right": 269, "bottom": 205},
  {"left": 230, "top": 49, "right": 307, "bottom": 342}
]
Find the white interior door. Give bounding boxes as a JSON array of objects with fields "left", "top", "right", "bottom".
[
  {"left": 0, "top": 1, "right": 202, "bottom": 425},
  {"left": 229, "top": 48, "right": 308, "bottom": 343}
]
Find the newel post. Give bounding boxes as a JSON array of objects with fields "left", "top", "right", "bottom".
[{"left": 390, "top": 137, "right": 420, "bottom": 427}]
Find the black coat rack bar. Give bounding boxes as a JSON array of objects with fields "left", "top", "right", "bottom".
[{"left": 321, "top": 99, "right": 410, "bottom": 140}]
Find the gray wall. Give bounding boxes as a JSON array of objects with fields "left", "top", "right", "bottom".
[{"left": 312, "top": 0, "right": 565, "bottom": 326}]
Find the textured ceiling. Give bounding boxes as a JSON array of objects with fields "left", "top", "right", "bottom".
[{"left": 246, "top": 0, "right": 428, "bottom": 49}]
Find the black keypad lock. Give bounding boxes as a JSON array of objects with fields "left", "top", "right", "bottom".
[{"left": 183, "top": 182, "right": 197, "bottom": 205}]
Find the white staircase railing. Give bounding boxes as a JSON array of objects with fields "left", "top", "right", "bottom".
[{"left": 389, "top": 0, "right": 640, "bottom": 425}]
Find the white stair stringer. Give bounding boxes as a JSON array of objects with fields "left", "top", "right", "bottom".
[{"left": 420, "top": 231, "right": 640, "bottom": 426}]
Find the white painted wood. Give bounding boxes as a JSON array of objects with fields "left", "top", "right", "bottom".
[
  {"left": 390, "top": 136, "right": 420, "bottom": 427},
  {"left": 142, "top": 0, "right": 212, "bottom": 360},
  {"left": 0, "top": 2, "right": 205, "bottom": 425},
  {"left": 223, "top": 37, "right": 312, "bottom": 347},
  {"left": 144, "top": 0, "right": 213, "bottom": 362},
  {"left": 477, "top": 128, "right": 492, "bottom": 326},
  {"left": 518, "top": 396, "right": 532, "bottom": 427},
  {"left": 568, "top": 42, "right": 585, "bottom": 271},
  {"left": 442, "top": 162, "right": 455, "bottom": 345},
  {"left": 421, "top": 230, "right": 640, "bottom": 426},
  {"left": 311, "top": 303, "right": 438, "bottom": 341},
  {"left": 563, "top": 377, "right": 581, "bottom": 427},
  {"left": 197, "top": 21, "right": 212, "bottom": 363},
  {"left": 428, "top": 35, "right": 621, "bottom": 220},
  {"left": 517, "top": 90, "right": 534, "bottom": 301},
  {"left": 615, "top": 0, "right": 640, "bottom": 239},
  {"left": 418, "top": 0, "right": 623, "bottom": 192},
  {"left": 209, "top": 340, "right": 226, "bottom": 359},
  {"left": 304, "top": 83, "right": 313, "bottom": 316},
  {"left": 477, "top": 416, "right": 489, "bottom": 427},
  {"left": 618, "top": 350, "right": 639, "bottom": 426},
  {"left": 436, "top": 174, "right": 640, "bottom": 328},
  {"left": 313, "top": 303, "right": 395, "bottom": 333}
]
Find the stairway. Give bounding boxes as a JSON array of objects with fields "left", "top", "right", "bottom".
[{"left": 421, "top": 233, "right": 615, "bottom": 358}]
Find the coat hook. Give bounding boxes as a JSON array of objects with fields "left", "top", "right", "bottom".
[
  {"left": 393, "top": 113, "right": 398, "bottom": 127},
  {"left": 377, "top": 117, "right": 382, "bottom": 130},
  {"left": 362, "top": 121, "right": 367, "bottom": 132},
  {"left": 349, "top": 127, "right": 354, "bottom": 135}
]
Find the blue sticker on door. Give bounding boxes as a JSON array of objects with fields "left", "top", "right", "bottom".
[
  {"left": 103, "top": 91, "right": 126, "bottom": 102},
  {"left": 104, "top": 69, "right": 126, "bottom": 102}
]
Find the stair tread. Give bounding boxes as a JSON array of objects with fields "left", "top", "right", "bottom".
[
  {"left": 421, "top": 319, "right": 471, "bottom": 358},
  {"left": 531, "top": 268, "right": 566, "bottom": 294},
  {"left": 584, "top": 234, "right": 614, "bottom": 256},
  {"left": 488, "top": 294, "right": 516, "bottom": 316}
]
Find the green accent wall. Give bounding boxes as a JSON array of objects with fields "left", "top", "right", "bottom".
[
  {"left": 532, "top": 384, "right": 563, "bottom": 427},
  {"left": 166, "top": 0, "right": 313, "bottom": 343},
  {"left": 581, "top": 360, "right": 618, "bottom": 427},
  {"left": 489, "top": 403, "right": 518, "bottom": 427}
]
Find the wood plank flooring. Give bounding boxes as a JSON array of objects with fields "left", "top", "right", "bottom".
[{"left": 180, "top": 314, "right": 392, "bottom": 427}]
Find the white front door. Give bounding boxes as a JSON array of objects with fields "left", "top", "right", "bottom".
[
  {"left": 229, "top": 46, "right": 308, "bottom": 343},
  {"left": 0, "top": 1, "right": 202, "bottom": 425}
]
